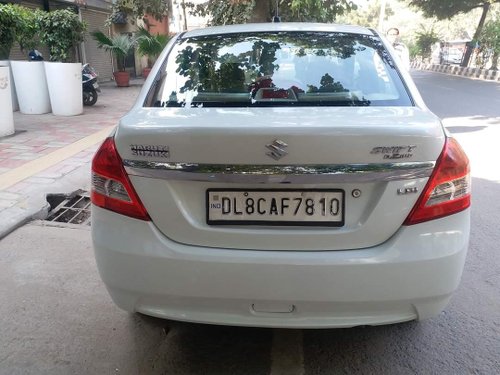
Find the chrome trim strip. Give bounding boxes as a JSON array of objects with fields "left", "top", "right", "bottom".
[{"left": 123, "top": 160, "right": 435, "bottom": 184}]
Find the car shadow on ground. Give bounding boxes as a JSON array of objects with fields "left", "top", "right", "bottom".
[
  {"left": 129, "top": 314, "right": 272, "bottom": 375},
  {"left": 442, "top": 115, "right": 499, "bottom": 134},
  {"left": 128, "top": 313, "right": 429, "bottom": 374},
  {"left": 446, "top": 126, "right": 488, "bottom": 133}
]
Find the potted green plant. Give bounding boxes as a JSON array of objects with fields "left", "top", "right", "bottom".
[
  {"left": 0, "top": 3, "right": 19, "bottom": 60},
  {"left": 15, "top": 7, "right": 40, "bottom": 54},
  {"left": 0, "top": 3, "right": 21, "bottom": 113},
  {"left": 136, "top": 26, "right": 170, "bottom": 79},
  {"left": 92, "top": 31, "right": 136, "bottom": 87},
  {"left": 10, "top": 7, "right": 51, "bottom": 114},
  {"left": 38, "top": 9, "right": 87, "bottom": 116}
]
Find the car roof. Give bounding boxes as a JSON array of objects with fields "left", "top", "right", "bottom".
[{"left": 182, "top": 22, "right": 376, "bottom": 39}]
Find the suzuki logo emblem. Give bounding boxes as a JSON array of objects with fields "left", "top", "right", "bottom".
[{"left": 266, "top": 139, "right": 288, "bottom": 160}]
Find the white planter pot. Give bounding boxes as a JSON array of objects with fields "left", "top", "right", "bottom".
[
  {"left": 44, "top": 62, "right": 82, "bottom": 116},
  {"left": 0, "top": 67, "right": 15, "bottom": 137},
  {"left": 0, "top": 60, "right": 19, "bottom": 111},
  {"left": 11, "top": 61, "right": 51, "bottom": 115}
]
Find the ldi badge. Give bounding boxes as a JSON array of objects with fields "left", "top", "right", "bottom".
[
  {"left": 397, "top": 187, "right": 419, "bottom": 195},
  {"left": 370, "top": 145, "right": 416, "bottom": 160}
]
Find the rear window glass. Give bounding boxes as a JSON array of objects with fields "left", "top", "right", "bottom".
[{"left": 145, "top": 31, "right": 412, "bottom": 108}]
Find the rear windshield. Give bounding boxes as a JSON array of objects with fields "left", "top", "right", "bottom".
[{"left": 145, "top": 31, "right": 413, "bottom": 108}]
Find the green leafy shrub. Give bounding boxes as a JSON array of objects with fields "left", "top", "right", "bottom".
[
  {"left": 415, "top": 25, "right": 440, "bottom": 59},
  {"left": 478, "top": 18, "right": 500, "bottom": 70},
  {"left": 0, "top": 4, "right": 21, "bottom": 59},
  {"left": 38, "top": 9, "right": 87, "bottom": 62},
  {"left": 16, "top": 7, "right": 42, "bottom": 53}
]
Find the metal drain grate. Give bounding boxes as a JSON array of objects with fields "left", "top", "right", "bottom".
[{"left": 46, "top": 192, "right": 91, "bottom": 225}]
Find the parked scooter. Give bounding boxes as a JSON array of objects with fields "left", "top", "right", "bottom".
[
  {"left": 82, "top": 64, "right": 100, "bottom": 106},
  {"left": 28, "top": 50, "right": 44, "bottom": 61}
]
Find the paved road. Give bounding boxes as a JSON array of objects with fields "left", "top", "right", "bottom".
[
  {"left": 0, "top": 70, "right": 499, "bottom": 374},
  {"left": 411, "top": 70, "right": 500, "bottom": 119},
  {"left": 411, "top": 70, "right": 500, "bottom": 183}
]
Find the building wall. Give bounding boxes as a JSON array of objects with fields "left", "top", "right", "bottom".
[
  {"left": 144, "top": 14, "right": 169, "bottom": 35},
  {"left": 80, "top": 8, "right": 113, "bottom": 81}
]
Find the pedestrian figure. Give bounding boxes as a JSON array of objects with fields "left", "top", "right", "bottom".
[{"left": 386, "top": 27, "right": 410, "bottom": 70}]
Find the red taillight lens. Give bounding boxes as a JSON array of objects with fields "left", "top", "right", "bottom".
[
  {"left": 91, "top": 137, "right": 150, "bottom": 221},
  {"left": 404, "top": 137, "right": 470, "bottom": 225}
]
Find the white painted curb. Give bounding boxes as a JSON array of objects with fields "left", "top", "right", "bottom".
[{"left": 411, "top": 62, "right": 500, "bottom": 82}]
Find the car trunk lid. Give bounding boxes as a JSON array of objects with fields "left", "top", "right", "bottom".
[{"left": 115, "top": 106, "right": 444, "bottom": 250}]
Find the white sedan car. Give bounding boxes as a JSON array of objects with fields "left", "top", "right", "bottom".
[{"left": 91, "top": 23, "right": 470, "bottom": 328}]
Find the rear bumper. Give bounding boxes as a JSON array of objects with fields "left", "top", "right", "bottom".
[{"left": 92, "top": 205, "right": 469, "bottom": 328}]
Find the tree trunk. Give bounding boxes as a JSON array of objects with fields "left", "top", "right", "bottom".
[
  {"left": 378, "top": 0, "right": 387, "bottom": 30},
  {"left": 249, "top": 0, "right": 272, "bottom": 23},
  {"left": 491, "top": 51, "right": 499, "bottom": 71},
  {"left": 181, "top": 0, "right": 188, "bottom": 31},
  {"left": 461, "top": 2, "right": 490, "bottom": 67}
]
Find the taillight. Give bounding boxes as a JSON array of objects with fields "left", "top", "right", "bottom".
[
  {"left": 91, "top": 137, "right": 150, "bottom": 221},
  {"left": 404, "top": 137, "right": 470, "bottom": 225}
]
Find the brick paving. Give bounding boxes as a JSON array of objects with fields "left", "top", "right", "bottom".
[
  {"left": 0, "top": 79, "right": 144, "bottom": 220},
  {"left": 0, "top": 81, "right": 142, "bottom": 171}
]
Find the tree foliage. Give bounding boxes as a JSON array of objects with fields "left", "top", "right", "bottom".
[
  {"left": 478, "top": 16, "right": 500, "bottom": 69},
  {"left": 107, "top": 0, "right": 169, "bottom": 25},
  {"left": 0, "top": 3, "right": 21, "bottom": 59},
  {"left": 409, "top": 0, "right": 499, "bottom": 20},
  {"left": 280, "top": 0, "right": 358, "bottom": 22},
  {"left": 15, "top": 7, "right": 42, "bottom": 53},
  {"left": 414, "top": 24, "right": 440, "bottom": 59},
  {"left": 479, "top": 17, "right": 500, "bottom": 54},
  {"left": 187, "top": 0, "right": 357, "bottom": 25},
  {"left": 187, "top": 0, "right": 256, "bottom": 25},
  {"left": 337, "top": 0, "right": 394, "bottom": 28},
  {"left": 409, "top": 0, "right": 499, "bottom": 65}
]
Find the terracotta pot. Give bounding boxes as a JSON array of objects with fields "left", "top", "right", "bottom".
[
  {"left": 142, "top": 67, "right": 152, "bottom": 79},
  {"left": 113, "top": 71, "right": 130, "bottom": 87}
]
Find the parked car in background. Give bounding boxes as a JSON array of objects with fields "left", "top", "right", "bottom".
[
  {"left": 443, "top": 48, "right": 464, "bottom": 65},
  {"left": 91, "top": 23, "right": 470, "bottom": 328}
]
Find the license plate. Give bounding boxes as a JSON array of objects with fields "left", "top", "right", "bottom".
[
  {"left": 207, "top": 189, "right": 344, "bottom": 226},
  {"left": 93, "top": 82, "right": 99, "bottom": 89}
]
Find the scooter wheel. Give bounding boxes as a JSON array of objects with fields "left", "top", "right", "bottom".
[{"left": 83, "top": 88, "right": 98, "bottom": 106}]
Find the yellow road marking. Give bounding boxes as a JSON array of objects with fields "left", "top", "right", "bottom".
[{"left": 0, "top": 126, "right": 114, "bottom": 190}]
